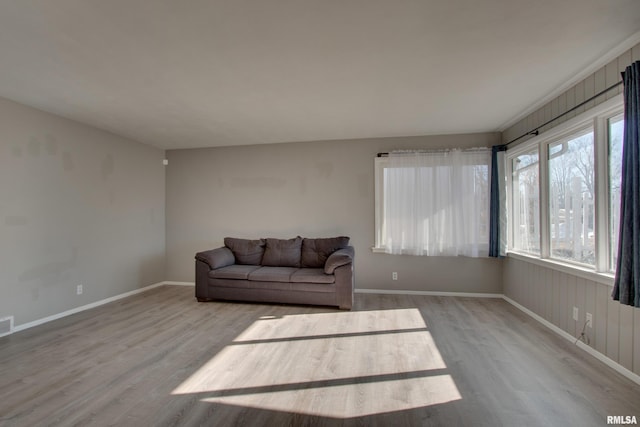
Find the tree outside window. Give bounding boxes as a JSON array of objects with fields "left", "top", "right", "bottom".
[{"left": 548, "top": 129, "right": 595, "bottom": 265}]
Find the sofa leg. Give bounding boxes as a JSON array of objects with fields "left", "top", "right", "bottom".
[{"left": 196, "top": 297, "right": 214, "bottom": 302}]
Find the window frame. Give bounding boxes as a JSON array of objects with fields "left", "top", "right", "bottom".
[
  {"left": 373, "top": 156, "right": 386, "bottom": 252},
  {"left": 546, "top": 125, "right": 595, "bottom": 268},
  {"left": 505, "top": 94, "right": 623, "bottom": 280},
  {"left": 605, "top": 112, "right": 625, "bottom": 272},
  {"left": 509, "top": 146, "right": 541, "bottom": 256}
]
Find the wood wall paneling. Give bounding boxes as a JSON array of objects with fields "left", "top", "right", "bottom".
[
  {"left": 575, "top": 276, "right": 586, "bottom": 338},
  {"left": 528, "top": 263, "right": 536, "bottom": 314},
  {"left": 594, "top": 67, "right": 607, "bottom": 106},
  {"left": 595, "top": 284, "right": 609, "bottom": 355},
  {"left": 543, "top": 101, "right": 552, "bottom": 132},
  {"left": 549, "top": 98, "right": 560, "bottom": 129},
  {"left": 574, "top": 80, "right": 586, "bottom": 117},
  {"left": 526, "top": 113, "right": 535, "bottom": 136},
  {"left": 565, "top": 86, "right": 576, "bottom": 121},
  {"left": 560, "top": 270, "right": 569, "bottom": 332},
  {"left": 619, "top": 305, "right": 634, "bottom": 371},
  {"left": 584, "top": 73, "right": 596, "bottom": 111},
  {"left": 606, "top": 295, "right": 620, "bottom": 363},
  {"left": 632, "top": 44, "right": 640, "bottom": 62},
  {"left": 545, "top": 268, "right": 554, "bottom": 321},
  {"left": 566, "top": 274, "right": 577, "bottom": 337},
  {"left": 558, "top": 93, "right": 567, "bottom": 127},
  {"left": 535, "top": 266, "right": 543, "bottom": 316},
  {"left": 552, "top": 269, "right": 562, "bottom": 328},
  {"left": 605, "top": 58, "right": 620, "bottom": 101},
  {"left": 584, "top": 280, "right": 596, "bottom": 347},
  {"left": 618, "top": 50, "right": 632, "bottom": 74}
]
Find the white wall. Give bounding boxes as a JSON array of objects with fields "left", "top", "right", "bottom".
[
  {"left": 166, "top": 132, "right": 503, "bottom": 294},
  {"left": 0, "top": 97, "right": 166, "bottom": 327}
]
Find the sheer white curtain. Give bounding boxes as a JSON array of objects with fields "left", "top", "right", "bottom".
[{"left": 382, "top": 149, "right": 490, "bottom": 257}]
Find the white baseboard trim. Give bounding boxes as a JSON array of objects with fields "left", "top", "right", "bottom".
[
  {"left": 356, "top": 288, "right": 503, "bottom": 298},
  {"left": 164, "top": 281, "right": 195, "bottom": 286},
  {"left": 502, "top": 295, "right": 640, "bottom": 386},
  {"left": 11, "top": 281, "right": 168, "bottom": 335}
]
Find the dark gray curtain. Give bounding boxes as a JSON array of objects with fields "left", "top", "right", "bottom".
[
  {"left": 489, "top": 145, "right": 507, "bottom": 257},
  {"left": 612, "top": 60, "right": 640, "bottom": 307}
]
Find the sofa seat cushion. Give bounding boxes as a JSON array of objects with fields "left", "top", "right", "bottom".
[
  {"left": 210, "top": 265, "right": 261, "bottom": 280},
  {"left": 290, "top": 268, "right": 335, "bottom": 284},
  {"left": 248, "top": 266, "right": 298, "bottom": 283}
]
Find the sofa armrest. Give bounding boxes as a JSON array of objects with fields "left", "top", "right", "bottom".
[
  {"left": 195, "top": 259, "right": 212, "bottom": 301},
  {"left": 324, "top": 246, "right": 354, "bottom": 274},
  {"left": 195, "top": 247, "right": 235, "bottom": 269},
  {"left": 334, "top": 263, "right": 354, "bottom": 310}
]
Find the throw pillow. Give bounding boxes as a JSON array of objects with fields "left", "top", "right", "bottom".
[{"left": 301, "top": 236, "right": 350, "bottom": 268}]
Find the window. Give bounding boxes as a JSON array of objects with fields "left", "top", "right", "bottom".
[
  {"left": 511, "top": 149, "right": 540, "bottom": 254},
  {"left": 548, "top": 128, "right": 595, "bottom": 266},
  {"left": 374, "top": 149, "right": 490, "bottom": 257},
  {"left": 608, "top": 114, "right": 624, "bottom": 270},
  {"left": 505, "top": 95, "right": 624, "bottom": 274}
]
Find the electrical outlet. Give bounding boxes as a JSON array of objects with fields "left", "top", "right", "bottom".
[
  {"left": 76, "top": 284, "right": 83, "bottom": 295},
  {"left": 586, "top": 312, "right": 593, "bottom": 328},
  {"left": 392, "top": 272, "right": 398, "bottom": 281},
  {"left": 572, "top": 306, "right": 579, "bottom": 321}
]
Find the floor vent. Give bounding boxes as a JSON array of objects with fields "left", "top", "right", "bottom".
[{"left": 0, "top": 316, "right": 14, "bottom": 337}]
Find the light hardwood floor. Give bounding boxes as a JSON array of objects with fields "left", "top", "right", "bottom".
[{"left": 1, "top": 285, "right": 639, "bottom": 426}]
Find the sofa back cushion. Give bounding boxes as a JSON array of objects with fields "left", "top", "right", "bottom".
[
  {"left": 224, "top": 237, "right": 266, "bottom": 265},
  {"left": 261, "top": 237, "right": 303, "bottom": 268},
  {"left": 301, "top": 236, "right": 350, "bottom": 268}
]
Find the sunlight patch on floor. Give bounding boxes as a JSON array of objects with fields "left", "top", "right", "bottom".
[
  {"left": 172, "top": 308, "right": 460, "bottom": 418},
  {"left": 200, "top": 374, "right": 461, "bottom": 418},
  {"left": 234, "top": 308, "right": 429, "bottom": 342}
]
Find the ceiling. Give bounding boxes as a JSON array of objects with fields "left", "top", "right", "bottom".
[{"left": 0, "top": 1, "right": 639, "bottom": 150}]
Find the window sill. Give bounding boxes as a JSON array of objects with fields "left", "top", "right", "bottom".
[
  {"left": 506, "top": 252, "right": 615, "bottom": 287},
  {"left": 371, "top": 246, "right": 493, "bottom": 258}
]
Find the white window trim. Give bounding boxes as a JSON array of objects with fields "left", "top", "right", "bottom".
[
  {"left": 507, "top": 145, "right": 541, "bottom": 256},
  {"left": 373, "top": 156, "right": 386, "bottom": 252},
  {"left": 506, "top": 94, "right": 623, "bottom": 279}
]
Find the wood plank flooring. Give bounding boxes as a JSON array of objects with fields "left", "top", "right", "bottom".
[{"left": 1, "top": 285, "right": 639, "bottom": 426}]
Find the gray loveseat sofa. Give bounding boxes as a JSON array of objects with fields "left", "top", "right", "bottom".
[{"left": 195, "top": 236, "right": 354, "bottom": 310}]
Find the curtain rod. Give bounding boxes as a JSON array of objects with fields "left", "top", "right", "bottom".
[
  {"left": 376, "top": 147, "right": 490, "bottom": 157},
  {"left": 505, "top": 80, "right": 623, "bottom": 147}
]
